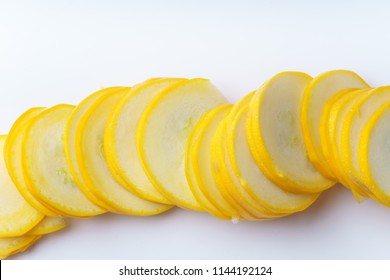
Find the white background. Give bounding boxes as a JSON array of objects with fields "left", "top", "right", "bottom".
[{"left": 1, "top": 0, "right": 390, "bottom": 260}]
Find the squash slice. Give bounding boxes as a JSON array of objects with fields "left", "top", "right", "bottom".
[
  {"left": 211, "top": 93, "right": 284, "bottom": 220},
  {"left": 105, "top": 78, "right": 185, "bottom": 205},
  {"left": 76, "top": 87, "right": 172, "bottom": 215},
  {"left": 320, "top": 88, "right": 355, "bottom": 177},
  {"left": 301, "top": 70, "right": 369, "bottom": 179},
  {"left": 229, "top": 104, "right": 320, "bottom": 214},
  {"left": 0, "top": 135, "right": 44, "bottom": 237},
  {"left": 137, "top": 79, "right": 227, "bottom": 211},
  {"left": 4, "top": 108, "right": 60, "bottom": 216},
  {"left": 341, "top": 86, "right": 390, "bottom": 198},
  {"left": 248, "top": 72, "right": 333, "bottom": 194},
  {"left": 22, "top": 105, "right": 105, "bottom": 217},
  {"left": 65, "top": 87, "right": 123, "bottom": 210},
  {"left": 324, "top": 88, "right": 371, "bottom": 198},
  {"left": 0, "top": 235, "right": 41, "bottom": 260},
  {"left": 27, "top": 217, "right": 67, "bottom": 235},
  {"left": 320, "top": 89, "right": 367, "bottom": 182},
  {"left": 185, "top": 104, "right": 233, "bottom": 220},
  {"left": 358, "top": 102, "right": 390, "bottom": 206},
  {"left": 212, "top": 119, "right": 278, "bottom": 220}
]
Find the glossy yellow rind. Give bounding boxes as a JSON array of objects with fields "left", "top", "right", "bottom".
[
  {"left": 0, "top": 235, "right": 41, "bottom": 260},
  {"left": 320, "top": 88, "right": 355, "bottom": 176},
  {"left": 4, "top": 107, "right": 61, "bottom": 216},
  {"left": 358, "top": 102, "right": 390, "bottom": 206},
  {"left": 301, "top": 70, "right": 369, "bottom": 180},
  {"left": 211, "top": 113, "right": 280, "bottom": 220},
  {"left": 105, "top": 78, "right": 186, "bottom": 205},
  {"left": 211, "top": 92, "right": 285, "bottom": 219},
  {"left": 230, "top": 104, "right": 320, "bottom": 214},
  {"left": 248, "top": 72, "right": 333, "bottom": 194},
  {"left": 22, "top": 105, "right": 105, "bottom": 217},
  {"left": 27, "top": 217, "right": 67, "bottom": 235},
  {"left": 186, "top": 104, "right": 233, "bottom": 220},
  {"left": 77, "top": 87, "right": 173, "bottom": 215},
  {"left": 137, "top": 78, "right": 227, "bottom": 211},
  {"left": 0, "top": 135, "right": 44, "bottom": 237},
  {"left": 65, "top": 87, "right": 123, "bottom": 210},
  {"left": 341, "top": 87, "right": 390, "bottom": 198},
  {"left": 326, "top": 89, "right": 371, "bottom": 198},
  {"left": 341, "top": 94, "right": 374, "bottom": 196}
]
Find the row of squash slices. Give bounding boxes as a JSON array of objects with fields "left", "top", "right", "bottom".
[{"left": 2, "top": 70, "right": 390, "bottom": 258}]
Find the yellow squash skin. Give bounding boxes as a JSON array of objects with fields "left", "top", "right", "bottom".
[
  {"left": 248, "top": 71, "right": 334, "bottom": 194},
  {"left": 358, "top": 102, "right": 390, "bottom": 206},
  {"left": 300, "top": 70, "right": 368, "bottom": 180},
  {"left": 0, "top": 135, "right": 44, "bottom": 237},
  {"left": 137, "top": 78, "right": 227, "bottom": 211},
  {"left": 26, "top": 217, "right": 67, "bottom": 235},
  {"left": 22, "top": 105, "right": 105, "bottom": 217},
  {"left": 105, "top": 78, "right": 185, "bottom": 205},
  {"left": 0, "top": 235, "right": 41, "bottom": 260},
  {"left": 320, "top": 88, "right": 355, "bottom": 177},
  {"left": 230, "top": 104, "right": 320, "bottom": 215},
  {"left": 340, "top": 87, "right": 390, "bottom": 199},
  {"left": 76, "top": 88, "right": 173, "bottom": 215},
  {"left": 4, "top": 108, "right": 61, "bottom": 216},
  {"left": 65, "top": 87, "right": 124, "bottom": 211},
  {"left": 320, "top": 88, "right": 371, "bottom": 199},
  {"left": 212, "top": 92, "right": 285, "bottom": 219},
  {"left": 185, "top": 104, "right": 233, "bottom": 220}
]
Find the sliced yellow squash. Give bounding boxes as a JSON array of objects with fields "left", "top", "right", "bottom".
[
  {"left": 211, "top": 115, "right": 278, "bottom": 221},
  {"left": 211, "top": 116, "right": 268, "bottom": 220},
  {"left": 105, "top": 78, "right": 185, "bottom": 205},
  {"left": 22, "top": 105, "right": 105, "bottom": 217},
  {"left": 211, "top": 92, "right": 284, "bottom": 220},
  {"left": 248, "top": 72, "right": 333, "bottom": 194},
  {"left": 0, "top": 235, "right": 41, "bottom": 260},
  {"left": 229, "top": 104, "right": 320, "bottom": 214},
  {"left": 341, "top": 86, "right": 390, "bottom": 197},
  {"left": 65, "top": 87, "right": 123, "bottom": 210},
  {"left": 137, "top": 79, "right": 227, "bottom": 211},
  {"left": 325, "top": 88, "right": 371, "bottom": 197},
  {"left": 0, "top": 135, "right": 44, "bottom": 237},
  {"left": 358, "top": 102, "right": 390, "bottom": 206},
  {"left": 320, "top": 88, "right": 355, "bottom": 175},
  {"left": 4, "top": 107, "right": 60, "bottom": 217},
  {"left": 185, "top": 104, "right": 233, "bottom": 220},
  {"left": 27, "top": 217, "right": 67, "bottom": 235},
  {"left": 301, "top": 70, "right": 369, "bottom": 179},
  {"left": 76, "top": 87, "right": 173, "bottom": 215}
]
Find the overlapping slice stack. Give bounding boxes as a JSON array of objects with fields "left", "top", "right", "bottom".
[
  {"left": 185, "top": 70, "right": 390, "bottom": 219},
  {"left": 3, "top": 70, "right": 390, "bottom": 259},
  {"left": 333, "top": 86, "right": 390, "bottom": 205},
  {"left": 0, "top": 78, "right": 230, "bottom": 258},
  {"left": 302, "top": 71, "right": 390, "bottom": 206},
  {"left": 195, "top": 72, "right": 325, "bottom": 221},
  {"left": 0, "top": 134, "right": 67, "bottom": 259}
]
